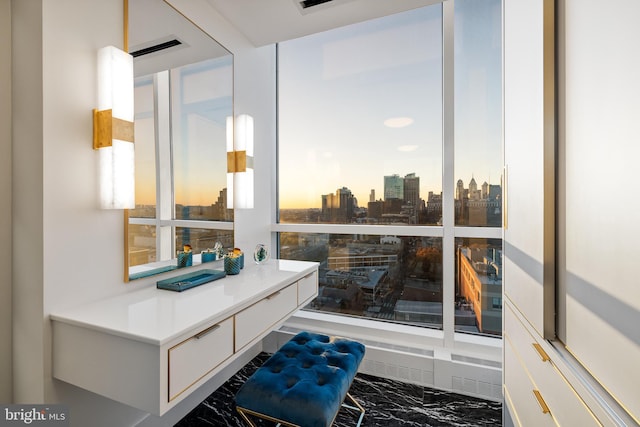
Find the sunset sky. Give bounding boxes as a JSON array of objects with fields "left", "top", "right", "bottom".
[
  {"left": 133, "top": 1, "right": 501, "bottom": 210},
  {"left": 278, "top": 1, "right": 501, "bottom": 209}
]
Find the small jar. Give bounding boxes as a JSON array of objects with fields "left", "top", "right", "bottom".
[
  {"left": 201, "top": 251, "right": 216, "bottom": 263},
  {"left": 224, "top": 255, "right": 241, "bottom": 275},
  {"left": 177, "top": 251, "right": 192, "bottom": 268}
]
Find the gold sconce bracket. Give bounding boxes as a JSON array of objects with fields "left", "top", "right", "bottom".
[
  {"left": 227, "top": 150, "right": 254, "bottom": 173},
  {"left": 93, "top": 109, "right": 135, "bottom": 149}
]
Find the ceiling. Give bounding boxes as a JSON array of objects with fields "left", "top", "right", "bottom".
[
  {"left": 129, "top": 0, "right": 231, "bottom": 77},
  {"left": 205, "top": 0, "right": 442, "bottom": 46}
]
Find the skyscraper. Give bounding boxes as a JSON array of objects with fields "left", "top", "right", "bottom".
[
  {"left": 384, "top": 174, "right": 403, "bottom": 200},
  {"left": 403, "top": 173, "right": 420, "bottom": 208},
  {"left": 321, "top": 187, "right": 355, "bottom": 223}
]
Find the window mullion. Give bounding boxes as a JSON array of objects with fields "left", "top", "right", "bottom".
[
  {"left": 154, "top": 70, "right": 173, "bottom": 262},
  {"left": 442, "top": 0, "right": 456, "bottom": 346}
]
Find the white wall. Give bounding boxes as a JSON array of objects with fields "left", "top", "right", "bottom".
[
  {"left": 0, "top": 0, "right": 13, "bottom": 404},
  {"left": 559, "top": 0, "right": 640, "bottom": 420}
]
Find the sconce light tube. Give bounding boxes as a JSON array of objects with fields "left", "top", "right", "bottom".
[
  {"left": 226, "top": 116, "right": 235, "bottom": 209},
  {"left": 234, "top": 114, "right": 254, "bottom": 209},
  {"left": 227, "top": 114, "right": 254, "bottom": 209},
  {"left": 94, "top": 45, "right": 135, "bottom": 209}
]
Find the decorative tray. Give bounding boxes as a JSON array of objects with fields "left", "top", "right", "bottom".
[{"left": 156, "top": 269, "right": 226, "bottom": 292}]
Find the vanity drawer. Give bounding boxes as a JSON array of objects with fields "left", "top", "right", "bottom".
[
  {"left": 505, "top": 305, "right": 601, "bottom": 426},
  {"left": 235, "top": 284, "right": 297, "bottom": 351},
  {"left": 297, "top": 271, "right": 318, "bottom": 305},
  {"left": 504, "top": 333, "right": 556, "bottom": 427},
  {"left": 168, "top": 317, "right": 233, "bottom": 401}
]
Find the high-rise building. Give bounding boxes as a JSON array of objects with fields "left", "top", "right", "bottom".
[
  {"left": 321, "top": 187, "right": 355, "bottom": 223},
  {"left": 469, "top": 177, "right": 481, "bottom": 200},
  {"left": 384, "top": 174, "right": 403, "bottom": 200},
  {"left": 456, "top": 179, "right": 465, "bottom": 201},
  {"left": 403, "top": 173, "right": 420, "bottom": 208}
]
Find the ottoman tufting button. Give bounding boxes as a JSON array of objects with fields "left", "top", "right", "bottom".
[{"left": 286, "top": 377, "right": 298, "bottom": 388}]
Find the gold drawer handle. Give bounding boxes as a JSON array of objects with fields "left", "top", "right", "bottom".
[
  {"left": 533, "top": 390, "right": 550, "bottom": 414},
  {"left": 194, "top": 324, "right": 220, "bottom": 340},
  {"left": 266, "top": 291, "right": 281, "bottom": 300},
  {"left": 532, "top": 343, "right": 550, "bottom": 362}
]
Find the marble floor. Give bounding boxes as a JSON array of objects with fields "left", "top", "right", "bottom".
[{"left": 175, "top": 353, "right": 502, "bottom": 427}]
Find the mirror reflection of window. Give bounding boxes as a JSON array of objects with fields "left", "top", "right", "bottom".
[
  {"left": 126, "top": 0, "right": 234, "bottom": 281},
  {"left": 173, "top": 57, "right": 233, "bottom": 222},
  {"left": 132, "top": 76, "right": 156, "bottom": 219},
  {"left": 128, "top": 58, "right": 233, "bottom": 279}
]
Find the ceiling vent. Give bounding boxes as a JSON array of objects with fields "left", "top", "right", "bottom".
[
  {"left": 294, "top": 0, "right": 357, "bottom": 15},
  {"left": 130, "top": 38, "right": 183, "bottom": 58},
  {"left": 300, "top": 0, "right": 334, "bottom": 8}
]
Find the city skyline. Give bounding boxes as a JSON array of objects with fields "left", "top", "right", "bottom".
[{"left": 131, "top": 172, "right": 500, "bottom": 212}]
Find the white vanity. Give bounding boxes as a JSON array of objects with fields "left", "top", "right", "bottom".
[{"left": 51, "top": 259, "right": 318, "bottom": 416}]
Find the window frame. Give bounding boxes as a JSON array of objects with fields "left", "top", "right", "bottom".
[{"left": 273, "top": 0, "right": 502, "bottom": 342}]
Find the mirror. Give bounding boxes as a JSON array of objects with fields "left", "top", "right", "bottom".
[{"left": 126, "top": 0, "right": 234, "bottom": 281}]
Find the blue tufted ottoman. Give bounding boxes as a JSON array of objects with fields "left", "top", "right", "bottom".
[{"left": 235, "top": 331, "right": 366, "bottom": 427}]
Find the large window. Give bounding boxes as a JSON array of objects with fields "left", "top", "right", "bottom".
[{"left": 277, "top": 0, "right": 502, "bottom": 337}]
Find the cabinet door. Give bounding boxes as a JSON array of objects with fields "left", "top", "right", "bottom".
[{"left": 503, "top": 0, "right": 555, "bottom": 339}]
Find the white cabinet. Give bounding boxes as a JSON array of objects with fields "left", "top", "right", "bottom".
[
  {"left": 503, "top": 0, "right": 555, "bottom": 339},
  {"left": 51, "top": 260, "right": 318, "bottom": 416},
  {"left": 504, "top": 302, "right": 601, "bottom": 427},
  {"left": 504, "top": 334, "right": 555, "bottom": 427},
  {"left": 503, "top": 0, "right": 639, "bottom": 424}
]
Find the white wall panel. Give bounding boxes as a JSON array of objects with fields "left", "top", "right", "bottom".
[
  {"left": 503, "top": 0, "right": 555, "bottom": 338},
  {"left": 560, "top": 0, "right": 640, "bottom": 420}
]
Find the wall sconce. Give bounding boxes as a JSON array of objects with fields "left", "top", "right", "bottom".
[
  {"left": 93, "top": 45, "right": 135, "bottom": 209},
  {"left": 227, "top": 114, "right": 254, "bottom": 209}
]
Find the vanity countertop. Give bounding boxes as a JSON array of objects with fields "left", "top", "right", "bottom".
[{"left": 50, "top": 259, "right": 318, "bottom": 346}]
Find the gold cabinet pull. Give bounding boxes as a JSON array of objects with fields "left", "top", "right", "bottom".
[
  {"left": 194, "top": 324, "right": 220, "bottom": 340},
  {"left": 266, "top": 291, "right": 281, "bottom": 300},
  {"left": 533, "top": 390, "right": 550, "bottom": 414},
  {"left": 532, "top": 343, "right": 550, "bottom": 362}
]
